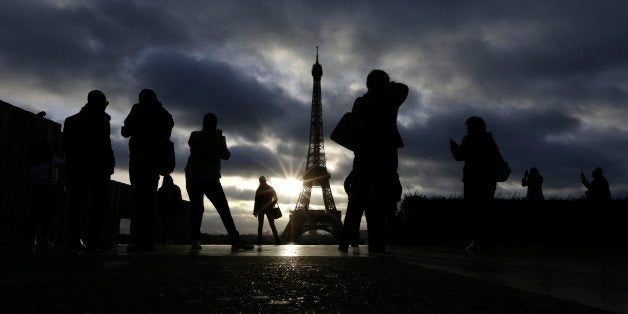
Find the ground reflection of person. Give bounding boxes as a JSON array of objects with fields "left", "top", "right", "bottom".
[
  {"left": 581, "top": 167, "right": 611, "bottom": 201},
  {"left": 449, "top": 116, "right": 501, "bottom": 251},
  {"left": 121, "top": 89, "right": 174, "bottom": 252},
  {"left": 522, "top": 167, "right": 544, "bottom": 201},
  {"left": 157, "top": 174, "right": 183, "bottom": 244},
  {"left": 25, "top": 137, "right": 64, "bottom": 250},
  {"left": 348, "top": 69, "right": 408, "bottom": 253},
  {"left": 185, "top": 113, "right": 253, "bottom": 251},
  {"left": 63, "top": 90, "right": 115, "bottom": 251},
  {"left": 253, "top": 176, "right": 281, "bottom": 245}
]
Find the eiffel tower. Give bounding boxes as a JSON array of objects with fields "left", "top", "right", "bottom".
[{"left": 281, "top": 48, "right": 343, "bottom": 242}]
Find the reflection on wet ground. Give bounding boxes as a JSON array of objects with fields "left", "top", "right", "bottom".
[{"left": 0, "top": 244, "right": 623, "bottom": 312}]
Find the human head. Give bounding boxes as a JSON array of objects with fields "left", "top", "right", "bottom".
[
  {"left": 530, "top": 167, "right": 539, "bottom": 176},
  {"left": 203, "top": 113, "right": 217, "bottom": 131},
  {"left": 465, "top": 116, "right": 486, "bottom": 134},
  {"left": 87, "top": 90, "right": 108, "bottom": 108},
  {"left": 162, "top": 174, "right": 173, "bottom": 186},
  {"left": 366, "top": 69, "right": 390, "bottom": 91},
  {"left": 139, "top": 89, "right": 157, "bottom": 104},
  {"left": 259, "top": 176, "right": 267, "bottom": 184},
  {"left": 592, "top": 167, "right": 603, "bottom": 178}
]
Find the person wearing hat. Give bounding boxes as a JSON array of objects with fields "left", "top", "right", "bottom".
[{"left": 63, "top": 90, "right": 115, "bottom": 250}]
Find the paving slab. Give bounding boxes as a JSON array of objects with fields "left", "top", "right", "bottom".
[{"left": 0, "top": 245, "right": 615, "bottom": 313}]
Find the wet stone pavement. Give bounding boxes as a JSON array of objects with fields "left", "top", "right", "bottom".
[{"left": 0, "top": 245, "right": 612, "bottom": 313}]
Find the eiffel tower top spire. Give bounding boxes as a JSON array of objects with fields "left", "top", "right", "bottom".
[
  {"left": 312, "top": 46, "right": 323, "bottom": 78},
  {"left": 304, "top": 47, "right": 328, "bottom": 182}
]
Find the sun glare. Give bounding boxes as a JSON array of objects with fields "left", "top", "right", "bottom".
[{"left": 272, "top": 177, "right": 303, "bottom": 198}]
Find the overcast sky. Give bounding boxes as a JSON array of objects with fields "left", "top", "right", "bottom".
[{"left": 2, "top": 1, "right": 627, "bottom": 234}]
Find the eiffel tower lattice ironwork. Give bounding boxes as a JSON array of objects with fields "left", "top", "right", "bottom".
[{"left": 281, "top": 48, "right": 343, "bottom": 242}]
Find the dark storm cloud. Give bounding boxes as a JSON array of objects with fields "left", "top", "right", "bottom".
[
  {"left": 0, "top": 1, "right": 190, "bottom": 88},
  {"left": 132, "top": 50, "right": 304, "bottom": 141}
]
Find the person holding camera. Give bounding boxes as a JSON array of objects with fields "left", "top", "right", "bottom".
[
  {"left": 580, "top": 167, "right": 611, "bottom": 202},
  {"left": 522, "top": 167, "right": 544, "bottom": 201},
  {"left": 253, "top": 176, "right": 281, "bottom": 245},
  {"left": 185, "top": 113, "right": 253, "bottom": 251},
  {"left": 348, "top": 69, "right": 408, "bottom": 253}
]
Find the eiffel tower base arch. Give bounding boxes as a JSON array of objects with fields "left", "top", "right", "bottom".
[{"left": 281, "top": 210, "right": 343, "bottom": 243}]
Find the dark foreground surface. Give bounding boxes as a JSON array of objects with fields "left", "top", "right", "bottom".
[{"left": 0, "top": 245, "right": 618, "bottom": 313}]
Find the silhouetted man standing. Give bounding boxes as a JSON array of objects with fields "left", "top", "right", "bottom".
[
  {"left": 122, "top": 89, "right": 174, "bottom": 251},
  {"left": 581, "top": 167, "right": 611, "bottom": 201},
  {"left": 63, "top": 90, "right": 115, "bottom": 250},
  {"left": 348, "top": 70, "right": 408, "bottom": 253},
  {"left": 185, "top": 113, "right": 253, "bottom": 251}
]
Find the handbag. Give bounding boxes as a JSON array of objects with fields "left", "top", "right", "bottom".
[
  {"left": 330, "top": 112, "right": 357, "bottom": 151},
  {"left": 268, "top": 205, "right": 282, "bottom": 219}
]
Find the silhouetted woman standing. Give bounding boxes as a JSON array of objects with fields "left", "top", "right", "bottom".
[{"left": 253, "top": 176, "right": 281, "bottom": 245}]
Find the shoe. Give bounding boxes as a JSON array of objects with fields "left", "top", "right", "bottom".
[
  {"left": 67, "top": 241, "right": 86, "bottom": 252},
  {"left": 338, "top": 244, "right": 349, "bottom": 253},
  {"left": 231, "top": 240, "right": 254, "bottom": 251},
  {"left": 465, "top": 241, "right": 476, "bottom": 252},
  {"left": 191, "top": 242, "right": 202, "bottom": 250},
  {"left": 126, "top": 244, "right": 154, "bottom": 252}
]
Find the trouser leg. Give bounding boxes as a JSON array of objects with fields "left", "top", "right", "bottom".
[
  {"left": 257, "top": 212, "right": 265, "bottom": 243},
  {"left": 186, "top": 178, "right": 205, "bottom": 242},
  {"left": 365, "top": 201, "right": 386, "bottom": 252},
  {"left": 206, "top": 180, "right": 240, "bottom": 243},
  {"left": 130, "top": 167, "right": 159, "bottom": 246},
  {"left": 66, "top": 178, "right": 87, "bottom": 247},
  {"left": 341, "top": 197, "right": 364, "bottom": 246},
  {"left": 267, "top": 215, "right": 280, "bottom": 242},
  {"left": 87, "top": 177, "right": 109, "bottom": 246}
]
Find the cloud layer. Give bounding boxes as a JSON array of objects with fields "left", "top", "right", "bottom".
[{"left": 2, "top": 1, "right": 628, "bottom": 233}]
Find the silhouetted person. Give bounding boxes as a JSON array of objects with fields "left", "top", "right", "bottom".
[
  {"left": 185, "top": 113, "right": 253, "bottom": 251},
  {"left": 581, "top": 167, "right": 611, "bottom": 201},
  {"left": 63, "top": 90, "right": 115, "bottom": 250},
  {"left": 253, "top": 176, "right": 281, "bottom": 245},
  {"left": 450, "top": 116, "right": 501, "bottom": 251},
  {"left": 25, "top": 137, "right": 63, "bottom": 249},
  {"left": 522, "top": 167, "right": 544, "bottom": 201},
  {"left": 349, "top": 70, "right": 408, "bottom": 253},
  {"left": 157, "top": 174, "right": 183, "bottom": 244},
  {"left": 121, "top": 89, "right": 174, "bottom": 251}
]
